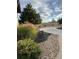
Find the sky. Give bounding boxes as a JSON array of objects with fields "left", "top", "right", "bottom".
[{"left": 19, "top": 0, "right": 62, "bottom": 23}]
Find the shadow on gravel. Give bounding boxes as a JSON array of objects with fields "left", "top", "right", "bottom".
[{"left": 35, "top": 31, "right": 51, "bottom": 43}]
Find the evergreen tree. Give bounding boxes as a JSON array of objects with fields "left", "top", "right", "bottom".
[
  {"left": 20, "top": 3, "right": 42, "bottom": 24},
  {"left": 58, "top": 18, "right": 62, "bottom": 24}
]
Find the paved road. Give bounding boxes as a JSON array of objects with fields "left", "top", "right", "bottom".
[
  {"left": 39, "top": 27, "right": 62, "bottom": 36},
  {"left": 39, "top": 27, "right": 62, "bottom": 59}
]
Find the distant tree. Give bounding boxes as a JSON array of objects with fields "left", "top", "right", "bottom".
[
  {"left": 52, "top": 19, "right": 56, "bottom": 23},
  {"left": 58, "top": 18, "right": 62, "bottom": 24},
  {"left": 20, "top": 3, "right": 42, "bottom": 24}
]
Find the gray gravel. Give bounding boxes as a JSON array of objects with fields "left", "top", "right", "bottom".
[
  {"left": 38, "top": 34, "right": 59, "bottom": 59},
  {"left": 38, "top": 27, "right": 62, "bottom": 59}
]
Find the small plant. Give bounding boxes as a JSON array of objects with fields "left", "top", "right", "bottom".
[
  {"left": 17, "top": 24, "right": 37, "bottom": 40},
  {"left": 17, "top": 39, "right": 41, "bottom": 59}
]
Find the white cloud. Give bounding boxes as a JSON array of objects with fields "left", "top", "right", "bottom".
[
  {"left": 52, "top": 2, "right": 57, "bottom": 5},
  {"left": 55, "top": 6, "right": 61, "bottom": 12},
  {"left": 19, "top": 0, "right": 62, "bottom": 22},
  {"left": 54, "top": 13, "right": 62, "bottom": 21},
  {"left": 31, "top": 0, "right": 54, "bottom": 22}
]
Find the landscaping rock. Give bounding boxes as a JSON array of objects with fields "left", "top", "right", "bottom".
[{"left": 38, "top": 34, "right": 59, "bottom": 59}]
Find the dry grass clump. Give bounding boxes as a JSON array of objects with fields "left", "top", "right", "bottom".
[{"left": 17, "top": 23, "right": 37, "bottom": 40}]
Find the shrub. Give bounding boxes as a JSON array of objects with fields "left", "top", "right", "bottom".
[
  {"left": 17, "top": 39, "right": 41, "bottom": 59},
  {"left": 17, "top": 24, "right": 37, "bottom": 40}
]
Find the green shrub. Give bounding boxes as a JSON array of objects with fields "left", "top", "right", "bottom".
[
  {"left": 17, "top": 24, "right": 37, "bottom": 40},
  {"left": 17, "top": 39, "right": 41, "bottom": 59}
]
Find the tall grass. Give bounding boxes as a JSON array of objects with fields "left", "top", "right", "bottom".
[{"left": 17, "top": 23, "right": 37, "bottom": 40}]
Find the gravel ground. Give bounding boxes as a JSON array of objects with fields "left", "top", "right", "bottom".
[
  {"left": 39, "top": 27, "right": 62, "bottom": 59},
  {"left": 36, "top": 32, "right": 60, "bottom": 59}
]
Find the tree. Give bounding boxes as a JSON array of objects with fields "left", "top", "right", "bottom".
[
  {"left": 20, "top": 3, "right": 42, "bottom": 24},
  {"left": 58, "top": 18, "right": 62, "bottom": 24},
  {"left": 17, "top": 0, "right": 21, "bottom": 13},
  {"left": 52, "top": 19, "right": 56, "bottom": 23}
]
